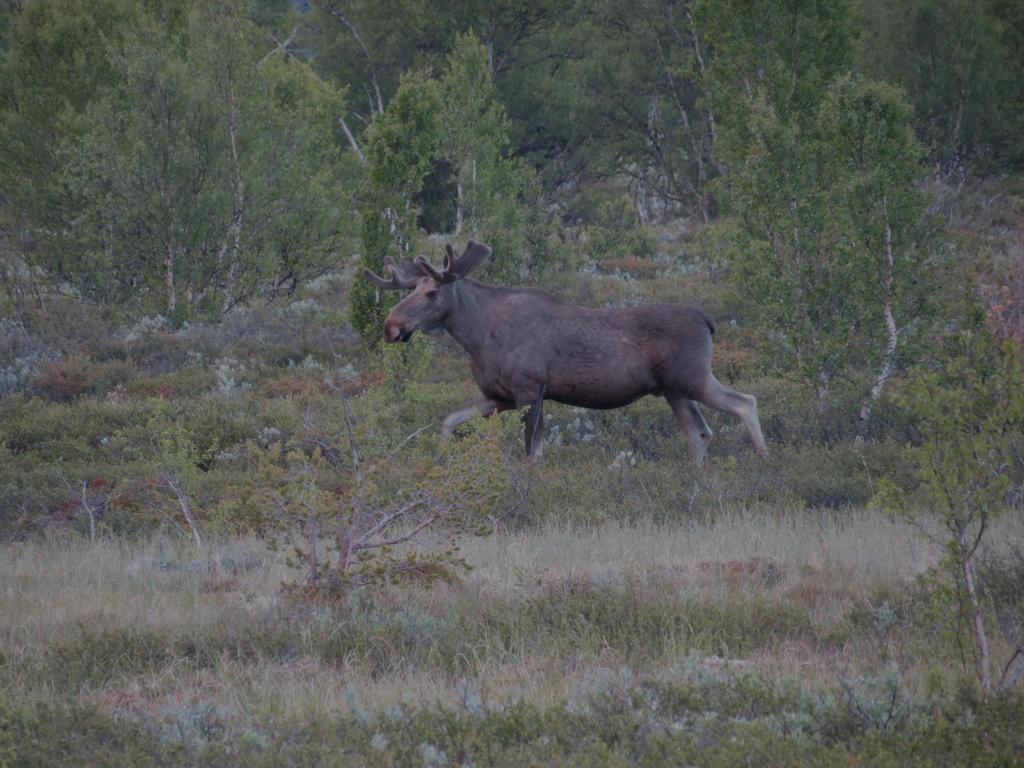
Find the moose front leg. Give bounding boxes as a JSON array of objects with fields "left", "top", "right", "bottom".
[{"left": 440, "top": 395, "right": 511, "bottom": 439}]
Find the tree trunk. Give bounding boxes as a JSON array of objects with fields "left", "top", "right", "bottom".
[
  {"left": 455, "top": 179, "right": 464, "bottom": 235},
  {"left": 683, "top": 4, "right": 721, "bottom": 173},
  {"left": 816, "top": 369, "right": 831, "bottom": 414},
  {"left": 859, "top": 195, "right": 899, "bottom": 429},
  {"left": 80, "top": 481, "right": 96, "bottom": 542},
  {"left": 339, "top": 116, "right": 367, "bottom": 164},
  {"left": 306, "top": 514, "right": 319, "bottom": 588},
  {"left": 164, "top": 246, "right": 177, "bottom": 316},
  {"left": 326, "top": 6, "right": 384, "bottom": 114},
  {"left": 958, "top": 527, "right": 992, "bottom": 695},
  {"left": 221, "top": 78, "right": 245, "bottom": 316},
  {"left": 653, "top": 13, "right": 713, "bottom": 220},
  {"left": 165, "top": 473, "right": 202, "bottom": 548}
]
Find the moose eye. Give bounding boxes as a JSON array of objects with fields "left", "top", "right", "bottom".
[{"left": 425, "top": 289, "right": 439, "bottom": 300}]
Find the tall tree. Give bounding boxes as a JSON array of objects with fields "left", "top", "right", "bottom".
[
  {"left": 309, "top": 1, "right": 561, "bottom": 131},
  {"left": 894, "top": 332, "right": 1024, "bottom": 695},
  {"left": 349, "top": 32, "right": 565, "bottom": 340},
  {"left": 817, "top": 76, "right": 935, "bottom": 426},
  {"left": 441, "top": 32, "right": 512, "bottom": 239},
  {"left": 348, "top": 71, "right": 442, "bottom": 339},
  {"left": 705, "top": 1, "right": 936, "bottom": 420},
  {"left": 439, "top": 32, "right": 542, "bottom": 282},
  {"left": 57, "top": 0, "right": 353, "bottom": 320},
  {"left": 550, "top": 0, "right": 720, "bottom": 221},
  {"left": 0, "top": 0, "right": 141, "bottom": 314},
  {"left": 702, "top": 0, "right": 857, "bottom": 406},
  {"left": 855, "top": 0, "right": 1024, "bottom": 171}
]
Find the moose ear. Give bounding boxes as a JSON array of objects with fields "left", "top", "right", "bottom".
[{"left": 451, "top": 240, "right": 492, "bottom": 279}]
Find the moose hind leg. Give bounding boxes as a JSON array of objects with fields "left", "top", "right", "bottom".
[
  {"left": 441, "top": 396, "right": 511, "bottom": 439},
  {"left": 667, "top": 395, "right": 714, "bottom": 465},
  {"left": 698, "top": 377, "right": 767, "bottom": 453},
  {"left": 523, "top": 397, "right": 545, "bottom": 460}
]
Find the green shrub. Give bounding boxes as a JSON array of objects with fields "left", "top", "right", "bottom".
[
  {"left": 2, "top": 683, "right": 1021, "bottom": 767},
  {"left": 0, "top": 699, "right": 177, "bottom": 767},
  {"left": 585, "top": 196, "right": 659, "bottom": 266},
  {"left": 45, "top": 628, "right": 174, "bottom": 691}
]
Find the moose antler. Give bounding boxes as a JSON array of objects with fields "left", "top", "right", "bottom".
[
  {"left": 363, "top": 257, "right": 423, "bottom": 291},
  {"left": 364, "top": 242, "right": 493, "bottom": 290},
  {"left": 413, "top": 240, "right": 492, "bottom": 283}
]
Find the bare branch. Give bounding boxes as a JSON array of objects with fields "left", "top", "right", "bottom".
[
  {"left": 324, "top": 374, "right": 362, "bottom": 486},
  {"left": 259, "top": 26, "right": 299, "bottom": 66},
  {"left": 360, "top": 509, "right": 443, "bottom": 551},
  {"left": 338, "top": 116, "right": 366, "bottom": 164},
  {"left": 998, "top": 647, "right": 1024, "bottom": 691},
  {"left": 325, "top": 3, "right": 384, "bottom": 114},
  {"left": 163, "top": 472, "right": 203, "bottom": 548},
  {"left": 355, "top": 497, "right": 426, "bottom": 544}
]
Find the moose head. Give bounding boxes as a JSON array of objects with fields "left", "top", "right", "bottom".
[{"left": 363, "top": 240, "right": 492, "bottom": 343}]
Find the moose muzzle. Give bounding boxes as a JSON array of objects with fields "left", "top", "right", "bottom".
[{"left": 383, "top": 317, "right": 412, "bottom": 343}]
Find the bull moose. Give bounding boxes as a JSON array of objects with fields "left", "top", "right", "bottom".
[{"left": 364, "top": 240, "right": 766, "bottom": 464}]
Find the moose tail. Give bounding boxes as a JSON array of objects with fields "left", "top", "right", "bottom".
[{"left": 697, "top": 309, "right": 716, "bottom": 336}]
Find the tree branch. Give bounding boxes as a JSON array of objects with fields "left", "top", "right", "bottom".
[
  {"left": 338, "top": 116, "right": 367, "bottom": 164},
  {"left": 326, "top": 3, "right": 384, "bottom": 114}
]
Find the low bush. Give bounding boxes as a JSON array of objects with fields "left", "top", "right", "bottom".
[
  {"left": 584, "top": 195, "right": 659, "bottom": 266},
  {"left": 32, "top": 357, "right": 133, "bottom": 402},
  {"left": 122, "top": 368, "right": 216, "bottom": 400},
  {"left": 45, "top": 628, "right": 176, "bottom": 692},
  {"left": 2, "top": 682, "right": 1021, "bottom": 767},
  {"left": 483, "top": 585, "right": 816, "bottom": 662}
]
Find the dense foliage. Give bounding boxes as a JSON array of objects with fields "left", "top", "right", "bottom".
[{"left": 3, "top": 0, "right": 1022, "bottom": 324}]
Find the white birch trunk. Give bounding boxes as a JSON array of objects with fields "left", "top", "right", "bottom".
[
  {"left": 164, "top": 246, "right": 177, "bottom": 315},
  {"left": 221, "top": 79, "right": 245, "bottom": 316},
  {"left": 859, "top": 194, "right": 899, "bottom": 427},
  {"left": 455, "top": 179, "right": 464, "bottom": 235},
  {"left": 339, "top": 116, "right": 366, "bottom": 164}
]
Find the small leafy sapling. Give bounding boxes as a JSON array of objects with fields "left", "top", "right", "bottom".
[
  {"left": 263, "top": 366, "right": 508, "bottom": 598},
  {"left": 55, "top": 464, "right": 107, "bottom": 542},
  {"left": 117, "top": 407, "right": 215, "bottom": 548},
  {"left": 878, "top": 329, "right": 1024, "bottom": 695}
]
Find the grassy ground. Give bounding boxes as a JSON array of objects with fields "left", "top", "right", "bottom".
[{"left": 3, "top": 511, "right": 1023, "bottom": 764}]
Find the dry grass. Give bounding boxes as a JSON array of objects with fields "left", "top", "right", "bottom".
[
  {"left": 467, "top": 507, "right": 942, "bottom": 586},
  {"left": 2, "top": 509, "right": 1021, "bottom": 722}
]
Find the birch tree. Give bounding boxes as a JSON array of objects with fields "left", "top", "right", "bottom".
[
  {"left": 817, "top": 76, "right": 935, "bottom": 427},
  {"left": 58, "top": 1, "right": 352, "bottom": 320},
  {"left": 703, "top": 2, "right": 936, "bottom": 419},
  {"left": 0, "top": 0, "right": 138, "bottom": 315},
  {"left": 438, "top": 32, "right": 541, "bottom": 283},
  {"left": 348, "top": 72, "right": 442, "bottom": 339},
  {"left": 701, "top": 0, "right": 857, "bottom": 408},
  {"left": 890, "top": 333, "right": 1024, "bottom": 695}
]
